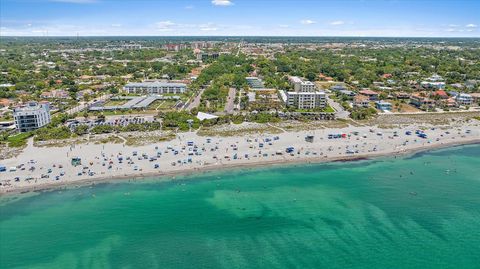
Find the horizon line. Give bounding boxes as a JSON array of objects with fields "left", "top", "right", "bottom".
[{"left": 1, "top": 35, "right": 480, "bottom": 39}]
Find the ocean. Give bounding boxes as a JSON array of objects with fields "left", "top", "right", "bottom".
[{"left": 1, "top": 144, "right": 479, "bottom": 269}]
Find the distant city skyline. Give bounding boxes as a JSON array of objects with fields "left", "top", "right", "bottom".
[{"left": 1, "top": 0, "right": 479, "bottom": 37}]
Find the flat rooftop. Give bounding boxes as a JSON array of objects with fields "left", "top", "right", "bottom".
[{"left": 125, "top": 82, "right": 187, "bottom": 87}]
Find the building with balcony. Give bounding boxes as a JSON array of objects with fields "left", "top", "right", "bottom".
[
  {"left": 375, "top": 100, "right": 392, "bottom": 111},
  {"left": 353, "top": 95, "right": 370, "bottom": 108},
  {"left": 13, "top": 102, "right": 51, "bottom": 132},
  {"left": 123, "top": 81, "right": 187, "bottom": 94},
  {"left": 455, "top": 93, "right": 473, "bottom": 106},
  {"left": 286, "top": 92, "right": 326, "bottom": 110},
  {"left": 285, "top": 76, "right": 326, "bottom": 109}
]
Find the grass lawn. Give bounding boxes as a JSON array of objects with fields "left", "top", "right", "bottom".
[
  {"left": 147, "top": 100, "right": 178, "bottom": 110},
  {"left": 295, "top": 105, "right": 335, "bottom": 113},
  {"left": 7, "top": 132, "right": 33, "bottom": 147},
  {"left": 0, "top": 116, "right": 13, "bottom": 122},
  {"left": 104, "top": 100, "right": 128, "bottom": 106},
  {"left": 83, "top": 110, "right": 157, "bottom": 118},
  {"left": 395, "top": 103, "right": 422, "bottom": 113}
]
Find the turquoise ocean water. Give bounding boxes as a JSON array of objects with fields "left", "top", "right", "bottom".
[{"left": 1, "top": 144, "right": 479, "bottom": 269}]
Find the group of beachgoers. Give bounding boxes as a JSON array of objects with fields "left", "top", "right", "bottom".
[{"left": 0, "top": 123, "right": 479, "bottom": 193}]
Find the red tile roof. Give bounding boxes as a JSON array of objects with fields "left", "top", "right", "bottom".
[{"left": 359, "top": 89, "right": 379, "bottom": 95}]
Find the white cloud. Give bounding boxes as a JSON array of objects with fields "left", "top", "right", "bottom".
[
  {"left": 211, "top": 0, "right": 233, "bottom": 6},
  {"left": 466, "top": 24, "right": 477, "bottom": 28},
  {"left": 448, "top": 24, "right": 459, "bottom": 27},
  {"left": 300, "top": 19, "right": 316, "bottom": 25},
  {"left": 330, "top": 20, "right": 345, "bottom": 26},
  {"left": 200, "top": 27, "right": 218, "bottom": 31},
  {"left": 278, "top": 24, "right": 289, "bottom": 28},
  {"left": 185, "top": 5, "right": 194, "bottom": 9},
  {"left": 155, "top": 21, "right": 176, "bottom": 32},
  {"left": 111, "top": 24, "right": 122, "bottom": 27},
  {"left": 445, "top": 28, "right": 462, "bottom": 32},
  {"left": 199, "top": 23, "right": 218, "bottom": 31}
]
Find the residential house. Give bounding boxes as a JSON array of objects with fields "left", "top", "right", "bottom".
[
  {"left": 353, "top": 95, "right": 370, "bottom": 108},
  {"left": 359, "top": 89, "right": 379, "bottom": 101},
  {"left": 470, "top": 93, "right": 480, "bottom": 105},
  {"left": 40, "top": 89, "right": 70, "bottom": 99},
  {"left": 375, "top": 101, "right": 392, "bottom": 111},
  {"left": 455, "top": 93, "right": 473, "bottom": 106},
  {"left": 432, "top": 90, "right": 449, "bottom": 99},
  {"left": 339, "top": 90, "right": 356, "bottom": 99},
  {"left": 0, "top": 98, "right": 11, "bottom": 108},
  {"left": 394, "top": 92, "right": 410, "bottom": 100},
  {"left": 410, "top": 93, "right": 435, "bottom": 109},
  {"left": 77, "top": 89, "right": 94, "bottom": 100},
  {"left": 330, "top": 84, "right": 347, "bottom": 92}
]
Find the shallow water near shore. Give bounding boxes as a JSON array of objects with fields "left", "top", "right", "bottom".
[{"left": 1, "top": 144, "right": 480, "bottom": 269}]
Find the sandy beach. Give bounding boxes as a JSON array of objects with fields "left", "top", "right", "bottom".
[{"left": 1, "top": 120, "right": 479, "bottom": 195}]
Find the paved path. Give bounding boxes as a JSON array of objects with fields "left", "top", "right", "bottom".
[
  {"left": 224, "top": 88, "right": 237, "bottom": 114},
  {"left": 65, "top": 94, "right": 110, "bottom": 115},
  {"left": 267, "top": 123, "right": 286, "bottom": 133},
  {"left": 186, "top": 89, "right": 204, "bottom": 111},
  {"left": 327, "top": 95, "right": 350, "bottom": 119}
]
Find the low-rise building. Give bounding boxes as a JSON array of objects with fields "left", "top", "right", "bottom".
[
  {"left": 196, "top": 52, "right": 219, "bottom": 61},
  {"left": 410, "top": 94, "right": 435, "bottom": 109},
  {"left": 394, "top": 92, "right": 410, "bottom": 100},
  {"left": 375, "top": 100, "right": 392, "bottom": 111},
  {"left": 0, "top": 98, "right": 11, "bottom": 108},
  {"left": 421, "top": 74, "right": 446, "bottom": 89},
  {"left": 432, "top": 90, "right": 449, "bottom": 99},
  {"left": 437, "top": 97, "right": 457, "bottom": 108},
  {"left": 123, "top": 81, "right": 187, "bottom": 94},
  {"left": 359, "top": 89, "right": 379, "bottom": 100},
  {"left": 353, "top": 95, "right": 370, "bottom": 108},
  {"left": 339, "top": 90, "right": 356, "bottom": 99},
  {"left": 330, "top": 84, "right": 347, "bottom": 92},
  {"left": 470, "top": 93, "right": 480, "bottom": 104},
  {"left": 455, "top": 93, "right": 473, "bottom": 106},
  {"left": 13, "top": 102, "right": 51, "bottom": 132},
  {"left": 40, "top": 89, "right": 70, "bottom": 99},
  {"left": 421, "top": 81, "right": 446, "bottom": 89},
  {"left": 246, "top": 77, "right": 265, "bottom": 89}
]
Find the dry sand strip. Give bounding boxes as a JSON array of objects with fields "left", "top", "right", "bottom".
[{"left": 1, "top": 122, "right": 479, "bottom": 195}]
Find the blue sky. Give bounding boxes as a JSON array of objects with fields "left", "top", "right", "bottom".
[{"left": 1, "top": 0, "right": 479, "bottom": 37}]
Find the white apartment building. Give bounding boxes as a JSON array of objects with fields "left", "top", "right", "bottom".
[
  {"left": 123, "top": 82, "right": 187, "bottom": 94},
  {"left": 13, "top": 102, "right": 51, "bottom": 132},
  {"left": 286, "top": 76, "right": 326, "bottom": 109},
  {"left": 288, "top": 76, "right": 316, "bottom": 92},
  {"left": 456, "top": 93, "right": 473, "bottom": 106},
  {"left": 286, "top": 91, "right": 326, "bottom": 110}
]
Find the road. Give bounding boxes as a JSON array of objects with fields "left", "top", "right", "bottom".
[
  {"left": 65, "top": 94, "right": 110, "bottom": 115},
  {"left": 224, "top": 88, "right": 237, "bottom": 114},
  {"left": 186, "top": 89, "right": 204, "bottom": 111},
  {"left": 327, "top": 94, "right": 350, "bottom": 119}
]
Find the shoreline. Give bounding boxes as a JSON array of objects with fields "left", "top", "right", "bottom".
[{"left": 2, "top": 138, "right": 479, "bottom": 197}]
